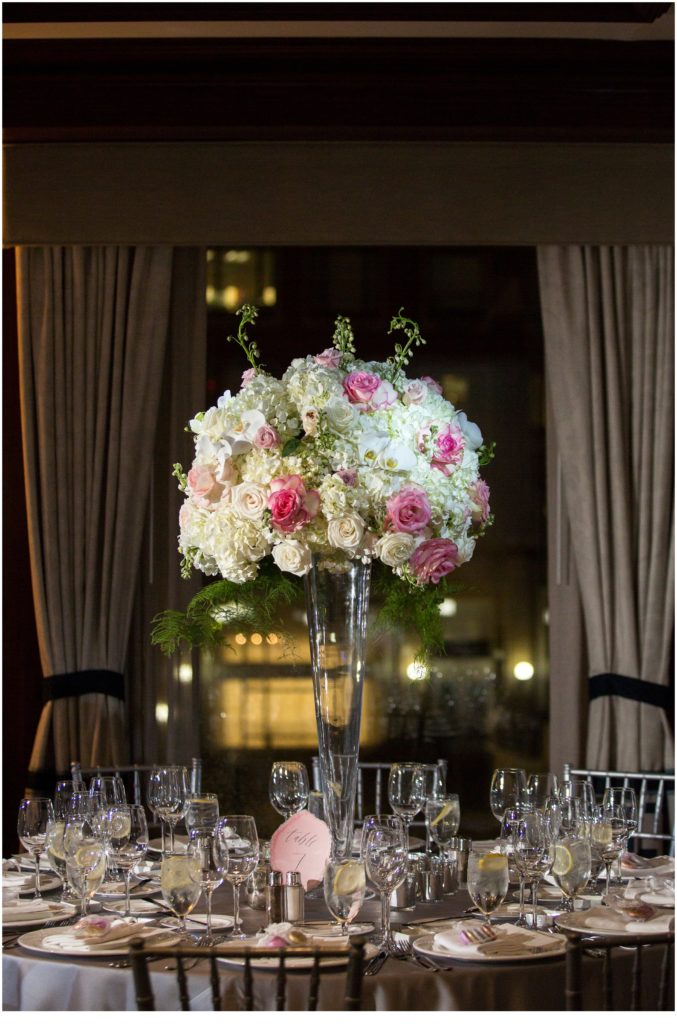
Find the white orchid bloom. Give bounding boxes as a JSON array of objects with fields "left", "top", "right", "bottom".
[
  {"left": 455, "top": 411, "right": 483, "bottom": 451},
  {"left": 358, "top": 431, "right": 390, "bottom": 467},
  {"left": 225, "top": 409, "right": 267, "bottom": 456},
  {"left": 377, "top": 441, "right": 417, "bottom": 474}
]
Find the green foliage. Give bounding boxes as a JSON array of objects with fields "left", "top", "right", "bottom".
[
  {"left": 227, "top": 304, "right": 264, "bottom": 372},
  {"left": 151, "top": 562, "right": 303, "bottom": 656},
  {"left": 281, "top": 436, "right": 303, "bottom": 457},
  {"left": 371, "top": 565, "right": 465, "bottom": 666},
  {"left": 332, "top": 315, "right": 356, "bottom": 358},
  {"left": 478, "top": 441, "right": 497, "bottom": 467},
  {"left": 385, "top": 309, "right": 427, "bottom": 381}
]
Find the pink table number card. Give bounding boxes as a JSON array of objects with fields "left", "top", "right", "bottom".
[{"left": 269, "top": 810, "right": 332, "bottom": 890}]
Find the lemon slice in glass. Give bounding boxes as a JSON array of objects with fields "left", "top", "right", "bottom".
[
  {"left": 430, "top": 803, "right": 454, "bottom": 828},
  {"left": 75, "top": 845, "right": 102, "bottom": 871},
  {"left": 109, "top": 814, "right": 131, "bottom": 840},
  {"left": 333, "top": 861, "right": 366, "bottom": 896},
  {"left": 477, "top": 853, "right": 508, "bottom": 872},
  {"left": 553, "top": 844, "right": 573, "bottom": 876}
]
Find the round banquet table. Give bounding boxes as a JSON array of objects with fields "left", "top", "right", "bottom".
[{"left": 3, "top": 880, "right": 672, "bottom": 1012}]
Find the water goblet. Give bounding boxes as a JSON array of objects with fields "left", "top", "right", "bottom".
[
  {"left": 489, "top": 769, "right": 528, "bottom": 831},
  {"left": 387, "top": 763, "right": 426, "bottom": 848},
  {"left": 63, "top": 817, "right": 107, "bottom": 916},
  {"left": 89, "top": 775, "right": 126, "bottom": 806},
  {"left": 423, "top": 767, "right": 447, "bottom": 851},
  {"left": 364, "top": 816, "right": 407, "bottom": 952},
  {"left": 214, "top": 815, "right": 259, "bottom": 939},
  {"left": 161, "top": 850, "right": 203, "bottom": 943},
  {"left": 107, "top": 804, "right": 149, "bottom": 917},
  {"left": 426, "top": 794, "right": 460, "bottom": 854},
  {"left": 187, "top": 836, "right": 224, "bottom": 944},
  {"left": 147, "top": 766, "right": 188, "bottom": 852},
  {"left": 551, "top": 835, "right": 591, "bottom": 912},
  {"left": 324, "top": 858, "right": 367, "bottom": 936},
  {"left": 185, "top": 793, "right": 220, "bottom": 838},
  {"left": 54, "top": 780, "right": 85, "bottom": 820},
  {"left": 467, "top": 851, "right": 509, "bottom": 926},
  {"left": 269, "top": 762, "right": 310, "bottom": 820},
  {"left": 17, "top": 797, "right": 55, "bottom": 899}
]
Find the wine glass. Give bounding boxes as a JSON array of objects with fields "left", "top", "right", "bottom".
[
  {"left": 363, "top": 815, "right": 407, "bottom": 952},
  {"left": 63, "top": 816, "right": 107, "bottom": 916},
  {"left": 387, "top": 763, "right": 426, "bottom": 848},
  {"left": 107, "top": 804, "right": 149, "bottom": 917},
  {"left": 603, "top": 787, "right": 637, "bottom": 884},
  {"left": 89, "top": 775, "right": 127, "bottom": 806},
  {"left": 324, "top": 858, "right": 367, "bottom": 936},
  {"left": 513, "top": 812, "right": 548, "bottom": 929},
  {"left": 489, "top": 769, "right": 528, "bottom": 829},
  {"left": 147, "top": 766, "right": 188, "bottom": 852},
  {"left": 214, "top": 815, "right": 259, "bottom": 940},
  {"left": 187, "top": 836, "right": 224, "bottom": 945},
  {"left": 160, "top": 850, "right": 203, "bottom": 943},
  {"left": 559, "top": 779, "right": 596, "bottom": 817},
  {"left": 526, "top": 773, "right": 559, "bottom": 810},
  {"left": 54, "top": 780, "right": 85, "bottom": 820},
  {"left": 467, "top": 851, "right": 509, "bottom": 926},
  {"left": 17, "top": 797, "right": 55, "bottom": 899},
  {"left": 269, "top": 762, "right": 309, "bottom": 820},
  {"left": 185, "top": 793, "right": 220, "bottom": 838},
  {"left": 551, "top": 835, "right": 591, "bottom": 912}
]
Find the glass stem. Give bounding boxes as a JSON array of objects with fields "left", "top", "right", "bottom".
[
  {"left": 518, "top": 877, "right": 525, "bottom": 922},
  {"left": 233, "top": 882, "right": 242, "bottom": 936},
  {"left": 206, "top": 889, "right": 213, "bottom": 942},
  {"left": 169, "top": 823, "right": 175, "bottom": 853},
  {"left": 34, "top": 851, "right": 42, "bottom": 899},
  {"left": 160, "top": 820, "right": 165, "bottom": 855},
  {"left": 605, "top": 862, "right": 611, "bottom": 897},
  {"left": 531, "top": 876, "right": 539, "bottom": 929},
  {"left": 381, "top": 891, "right": 391, "bottom": 948},
  {"left": 124, "top": 869, "right": 131, "bottom": 917}
]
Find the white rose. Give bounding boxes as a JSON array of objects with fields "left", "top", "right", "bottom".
[
  {"left": 455, "top": 411, "right": 483, "bottom": 451},
  {"left": 374, "top": 531, "right": 417, "bottom": 567},
  {"left": 231, "top": 482, "right": 268, "bottom": 520},
  {"left": 403, "top": 380, "right": 427, "bottom": 405},
  {"left": 325, "top": 396, "right": 358, "bottom": 433},
  {"left": 455, "top": 534, "right": 476, "bottom": 565},
  {"left": 327, "top": 513, "right": 365, "bottom": 554},
  {"left": 272, "top": 539, "right": 313, "bottom": 576}
]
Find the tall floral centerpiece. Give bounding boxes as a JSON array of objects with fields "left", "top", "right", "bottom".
[{"left": 153, "top": 307, "right": 493, "bottom": 856}]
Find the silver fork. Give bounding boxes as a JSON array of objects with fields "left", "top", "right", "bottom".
[{"left": 392, "top": 938, "right": 440, "bottom": 971}]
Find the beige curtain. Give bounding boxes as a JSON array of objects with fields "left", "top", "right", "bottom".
[
  {"left": 17, "top": 246, "right": 180, "bottom": 786},
  {"left": 538, "top": 245, "right": 674, "bottom": 772}
]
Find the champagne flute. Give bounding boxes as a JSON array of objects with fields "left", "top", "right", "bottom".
[
  {"left": 148, "top": 766, "right": 188, "bottom": 852},
  {"left": 185, "top": 793, "right": 220, "bottom": 838},
  {"left": 324, "top": 858, "right": 367, "bottom": 936},
  {"left": 187, "top": 836, "right": 224, "bottom": 945},
  {"left": 363, "top": 816, "right": 407, "bottom": 952},
  {"left": 467, "top": 851, "right": 509, "bottom": 926},
  {"left": 161, "top": 851, "right": 203, "bottom": 942},
  {"left": 489, "top": 769, "right": 528, "bottom": 830},
  {"left": 17, "top": 797, "right": 55, "bottom": 899},
  {"left": 269, "top": 762, "right": 309, "bottom": 820},
  {"left": 107, "top": 804, "right": 149, "bottom": 917},
  {"left": 387, "top": 763, "right": 426, "bottom": 848},
  {"left": 214, "top": 815, "right": 259, "bottom": 940}
]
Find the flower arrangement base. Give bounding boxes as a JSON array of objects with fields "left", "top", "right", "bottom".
[{"left": 305, "top": 555, "right": 371, "bottom": 860}]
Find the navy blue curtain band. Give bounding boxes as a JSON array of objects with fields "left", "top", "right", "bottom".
[
  {"left": 42, "top": 669, "right": 124, "bottom": 704},
  {"left": 589, "top": 673, "right": 673, "bottom": 711}
]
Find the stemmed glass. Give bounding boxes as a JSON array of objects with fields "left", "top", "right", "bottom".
[
  {"left": 54, "top": 780, "right": 85, "bottom": 819},
  {"left": 603, "top": 787, "right": 637, "bottom": 885},
  {"left": 423, "top": 766, "right": 446, "bottom": 852},
  {"left": 63, "top": 816, "right": 107, "bottom": 916},
  {"left": 17, "top": 797, "right": 55, "bottom": 899},
  {"left": 426, "top": 794, "right": 460, "bottom": 859},
  {"left": 214, "top": 815, "right": 259, "bottom": 940},
  {"left": 551, "top": 835, "right": 591, "bottom": 912},
  {"left": 107, "top": 804, "right": 149, "bottom": 917},
  {"left": 148, "top": 766, "right": 188, "bottom": 852},
  {"left": 559, "top": 779, "right": 596, "bottom": 818},
  {"left": 324, "top": 858, "right": 367, "bottom": 936},
  {"left": 89, "top": 776, "right": 127, "bottom": 806},
  {"left": 489, "top": 769, "right": 528, "bottom": 832},
  {"left": 269, "top": 762, "right": 309, "bottom": 820},
  {"left": 187, "top": 836, "right": 224, "bottom": 945},
  {"left": 185, "top": 793, "right": 220, "bottom": 838},
  {"left": 591, "top": 806, "right": 626, "bottom": 897},
  {"left": 513, "top": 813, "right": 548, "bottom": 929},
  {"left": 160, "top": 850, "right": 203, "bottom": 943},
  {"left": 363, "top": 815, "right": 407, "bottom": 952},
  {"left": 526, "top": 773, "right": 559, "bottom": 810},
  {"left": 467, "top": 851, "right": 509, "bottom": 926},
  {"left": 387, "top": 763, "right": 426, "bottom": 848}
]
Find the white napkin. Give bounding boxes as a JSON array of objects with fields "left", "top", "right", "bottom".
[
  {"left": 622, "top": 854, "right": 674, "bottom": 879},
  {"left": 41, "top": 921, "right": 152, "bottom": 951},
  {"left": 432, "top": 923, "right": 562, "bottom": 958},
  {"left": 3, "top": 900, "right": 69, "bottom": 923},
  {"left": 580, "top": 907, "right": 674, "bottom": 934},
  {"left": 2, "top": 876, "right": 28, "bottom": 889}
]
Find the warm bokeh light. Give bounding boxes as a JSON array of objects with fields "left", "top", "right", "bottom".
[
  {"left": 235, "top": 633, "right": 247, "bottom": 646},
  {"left": 250, "top": 633, "right": 263, "bottom": 646},
  {"left": 439, "top": 597, "right": 458, "bottom": 618},
  {"left": 406, "top": 661, "right": 429, "bottom": 681},
  {"left": 513, "top": 661, "right": 535, "bottom": 681},
  {"left": 155, "top": 702, "right": 169, "bottom": 724}
]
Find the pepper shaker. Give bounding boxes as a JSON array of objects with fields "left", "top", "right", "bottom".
[{"left": 266, "top": 870, "right": 285, "bottom": 924}]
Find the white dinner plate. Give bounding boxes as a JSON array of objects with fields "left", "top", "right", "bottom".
[
  {"left": 184, "top": 914, "right": 234, "bottom": 932},
  {"left": 2, "top": 874, "right": 61, "bottom": 896},
  {"left": 556, "top": 908, "right": 675, "bottom": 938},
  {"left": 17, "top": 924, "right": 181, "bottom": 957},
  {"left": 217, "top": 941, "right": 378, "bottom": 971},
  {"left": 147, "top": 837, "right": 189, "bottom": 853},
  {"left": 293, "top": 921, "right": 374, "bottom": 937},
  {"left": 3, "top": 902, "right": 78, "bottom": 929},
  {"left": 94, "top": 880, "right": 161, "bottom": 900},
  {"left": 413, "top": 928, "right": 566, "bottom": 963},
  {"left": 639, "top": 892, "right": 675, "bottom": 908}
]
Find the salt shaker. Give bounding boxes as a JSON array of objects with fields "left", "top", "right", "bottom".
[
  {"left": 283, "top": 870, "right": 305, "bottom": 924},
  {"left": 266, "top": 870, "right": 285, "bottom": 924}
]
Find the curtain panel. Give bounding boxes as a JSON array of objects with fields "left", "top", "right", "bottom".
[
  {"left": 16, "top": 245, "right": 199, "bottom": 786},
  {"left": 538, "top": 245, "right": 674, "bottom": 772}
]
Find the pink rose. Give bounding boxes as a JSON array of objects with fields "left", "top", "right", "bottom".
[
  {"left": 403, "top": 380, "right": 427, "bottom": 405},
  {"left": 241, "top": 368, "right": 257, "bottom": 386},
  {"left": 268, "top": 474, "right": 320, "bottom": 533},
  {"left": 431, "top": 423, "right": 465, "bottom": 475},
  {"left": 253, "top": 424, "right": 280, "bottom": 450},
  {"left": 409, "top": 538, "right": 460, "bottom": 584},
  {"left": 371, "top": 380, "right": 397, "bottom": 410},
  {"left": 421, "top": 375, "right": 443, "bottom": 395},
  {"left": 314, "top": 347, "right": 342, "bottom": 369},
  {"left": 337, "top": 469, "right": 358, "bottom": 486},
  {"left": 187, "top": 465, "right": 225, "bottom": 507},
  {"left": 343, "top": 371, "right": 382, "bottom": 408},
  {"left": 469, "top": 479, "right": 491, "bottom": 524},
  {"left": 385, "top": 487, "right": 432, "bottom": 535}
]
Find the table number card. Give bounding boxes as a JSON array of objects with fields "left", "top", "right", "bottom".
[{"left": 269, "top": 810, "right": 332, "bottom": 890}]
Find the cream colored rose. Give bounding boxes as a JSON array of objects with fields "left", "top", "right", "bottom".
[
  {"left": 324, "top": 395, "right": 357, "bottom": 433},
  {"left": 327, "top": 512, "right": 365, "bottom": 554},
  {"left": 374, "top": 531, "right": 417, "bottom": 567},
  {"left": 272, "top": 539, "right": 312, "bottom": 576},
  {"left": 231, "top": 482, "right": 268, "bottom": 520}
]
